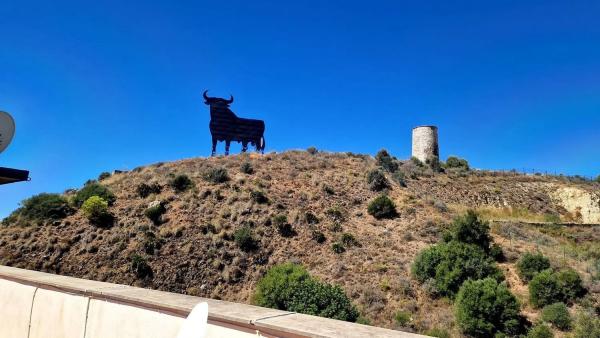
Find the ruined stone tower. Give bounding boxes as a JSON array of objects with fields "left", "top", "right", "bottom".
[{"left": 412, "top": 125, "right": 439, "bottom": 164}]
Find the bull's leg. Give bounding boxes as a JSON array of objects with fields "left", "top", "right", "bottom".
[
  {"left": 241, "top": 141, "right": 248, "bottom": 153},
  {"left": 211, "top": 137, "right": 217, "bottom": 156},
  {"left": 225, "top": 140, "right": 231, "bottom": 156}
]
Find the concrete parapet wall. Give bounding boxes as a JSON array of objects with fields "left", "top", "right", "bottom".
[{"left": 0, "top": 266, "right": 426, "bottom": 338}]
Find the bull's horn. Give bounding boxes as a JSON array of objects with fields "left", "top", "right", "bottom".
[
  {"left": 225, "top": 95, "right": 234, "bottom": 104},
  {"left": 203, "top": 90, "right": 210, "bottom": 100}
]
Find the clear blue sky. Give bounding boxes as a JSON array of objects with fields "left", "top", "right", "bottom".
[{"left": 1, "top": 1, "right": 599, "bottom": 218}]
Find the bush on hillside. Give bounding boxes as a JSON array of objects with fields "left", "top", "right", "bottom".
[
  {"left": 367, "top": 195, "right": 398, "bottom": 219},
  {"left": 527, "top": 324, "right": 554, "bottom": 338},
  {"left": 234, "top": 226, "right": 257, "bottom": 251},
  {"left": 517, "top": 252, "right": 551, "bottom": 282},
  {"left": 98, "top": 172, "right": 111, "bottom": 181},
  {"left": 366, "top": 169, "right": 390, "bottom": 192},
  {"left": 304, "top": 211, "right": 319, "bottom": 225},
  {"left": 444, "top": 210, "right": 492, "bottom": 253},
  {"left": 555, "top": 268, "right": 585, "bottom": 302},
  {"left": 73, "top": 182, "right": 116, "bottom": 207},
  {"left": 541, "top": 302, "right": 571, "bottom": 330},
  {"left": 240, "top": 162, "right": 254, "bottom": 174},
  {"left": 130, "top": 254, "right": 152, "bottom": 279},
  {"left": 136, "top": 182, "right": 162, "bottom": 198},
  {"left": 529, "top": 268, "right": 585, "bottom": 308},
  {"left": 81, "top": 196, "right": 113, "bottom": 227},
  {"left": 331, "top": 242, "right": 345, "bottom": 254},
  {"left": 6, "top": 193, "right": 71, "bottom": 224},
  {"left": 203, "top": 167, "right": 229, "bottom": 184},
  {"left": 375, "top": 149, "right": 398, "bottom": 172},
  {"left": 306, "top": 146, "right": 318, "bottom": 155},
  {"left": 445, "top": 156, "right": 470, "bottom": 170},
  {"left": 254, "top": 263, "right": 358, "bottom": 322},
  {"left": 412, "top": 241, "right": 503, "bottom": 298},
  {"left": 311, "top": 230, "right": 326, "bottom": 243},
  {"left": 144, "top": 202, "right": 166, "bottom": 225},
  {"left": 169, "top": 174, "right": 194, "bottom": 192},
  {"left": 250, "top": 190, "right": 268, "bottom": 204},
  {"left": 573, "top": 310, "right": 600, "bottom": 338},
  {"left": 455, "top": 278, "right": 524, "bottom": 338},
  {"left": 391, "top": 171, "right": 407, "bottom": 187}
]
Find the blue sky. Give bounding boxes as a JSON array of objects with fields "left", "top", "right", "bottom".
[{"left": 1, "top": 1, "right": 599, "bottom": 218}]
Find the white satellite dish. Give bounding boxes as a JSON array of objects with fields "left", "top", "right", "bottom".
[
  {"left": 176, "top": 302, "right": 208, "bottom": 338},
  {"left": 0, "top": 111, "right": 16, "bottom": 154}
]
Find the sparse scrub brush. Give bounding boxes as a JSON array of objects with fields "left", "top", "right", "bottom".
[
  {"left": 250, "top": 190, "right": 268, "bottom": 204},
  {"left": 306, "top": 146, "right": 318, "bottom": 155},
  {"left": 445, "top": 156, "right": 469, "bottom": 170},
  {"left": 367, "top": 195, "right": 398, "bottom": 219},
  {"left": 6, "top": 193, "right": 71, "bottom": 224},
  {"left": 73, "top": 182, "right": 116, "bottom": 207},
  {"left": 98, "top": 172, "right": 111, "bottom": 181},
  {"left": 170, "top": 174, "right": 194, "bottom": 191},
  {"left": 203, "top": 167, "right": 229, "bottom": 184},
  {"left": 240, "top": 161, "right": 254, "bottom": 174},
  {"left": 144, "top": 201, "right": 166, "bottom": 225},
  {"left": 366, "top": 169, "right": 390, "bottom": 192},
  {"left": 137, "top": 182, "right": 162, "bottom": 198},
  {"left": 234, "top": 226, "right": 257, "bottom": 251},
  {"left": 375, "top": 149, "right": 398, "bottom": 172},
  {"left": 541, "top": 302, "right": 571, "bottom": 330},
  {"left": 130, "top": 254, "right": 152, "bottom": 279}
]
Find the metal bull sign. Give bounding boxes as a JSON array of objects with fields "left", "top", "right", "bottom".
[{"left": 203, "top": 90, "right": 266, "bottom": 156}]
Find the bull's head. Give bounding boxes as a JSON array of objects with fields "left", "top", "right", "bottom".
[{"left": 203, "top": 90, "right": 234, "bottom": 106}]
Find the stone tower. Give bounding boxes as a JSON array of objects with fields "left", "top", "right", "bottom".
[{"left": 412, "top": 125, "right": 439, "bottom": 164}]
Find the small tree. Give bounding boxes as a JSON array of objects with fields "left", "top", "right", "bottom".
[
  {"left": 445, "top": 156, "right": 469, "bottom": 170},
  {"left": 367, "top": 195, "right": 398, "bottom": 219},
  {"left": 541, "top": 302, "right": 571, "bottom": 330},
  {"left": 555, "top": 268, "right": 585, "bottom": 302},
  {"left": 444, "top": 210, "right": 492, "bottom": 253},
  {"left": 529, "top": 269, "right": 562, "bottom": 308},
  {"left": 527, "top": 324, "right": 554, "bottom": 338},
  {"left": 81, "top": 196, "right": 113, "bottom": 226},
  {"left": 375, "top": 149, "right": 398, "bottom": 172},
  {"left": 455, "top": 278, "right": 523, "bottom": 337},
  {"left": 517, "top": 252, "right": 551, "bottom": 282}
]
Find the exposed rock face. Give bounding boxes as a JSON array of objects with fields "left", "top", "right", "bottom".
[{"left": 551, "top": 187, "right": 600, "bottom": 223}]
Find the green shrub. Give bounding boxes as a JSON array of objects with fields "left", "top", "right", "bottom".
[
  {"left": 273, "top": 214, "right": 288, "bottom": 227},
  {"left": 555, "top": 268, "right": 585, "bottom": 302},
  {"left": 541, "top": 302, "right": 571, "bottom": 330},
  {"left": 366, "top": 169, "right": 390, "bottom": 192},
  {"left": 517, "top": 252, "right": 551, "bottom": 282},
  {"left": 250, "top": 190, "right": 268, "bottom": 204},
  {"left": 240, "top": 162, "right": 254, "bottom": 174},
  {"left": 573, "top": 310, "right": 600, "bottom": 338},
  {"left": 81, "top": 196, "right": 113, "bottom": 226},
  {"left": 412, "top": 241, "right": 503, "bottom": 298},
  {"left": 130, "top": 254, "right": 152, "bottom": 279},
  {"left": 391, "top": 171, "right": 407, "bottom": 187},
  {"left": 203, "top": 167, "right": 229, "bottom": 184},
  {"left": 6, "top": 193, "right": 71, "bottom": 223},
  {"left": 527, "top": 324, "right": 554, "bottom": 338},
  {"left": 367, "top": 195, "right": 398, "bottom": 219},
  {"left": 322, "top": 185, "right": 335, "bottom": 195},
  {"left": 375, "top": 149, "right": 398, "bottom": 172},
  {"left": 394, "top": 310, "right": 411, "bottom": 326},
  {"left": 444, "top": 210, "right": 492, "bottom": 253},
  {"left": 311, "top": 230, "right": 326, "bottom": 243},
  {"left": 144, "top": 202, "right": 166, "bottom": 225},
  {"left": 254, "top": 263, "right": 358, "bottom": 322},
  {"left": 529, "top": 270, "right": 562, "bottom": 308},
  {"left": 98, "top": 172, "right": 111, "bottom": 180},
  {"left": 341, "top": 233, "right": 360, "bottom": 247},
  {"left": 73, "top": 182, "right": 116, "bottom": 207},
  {"left": 445, "top": 156, "right": 469, "bottom": 170},
  {"left": 306, "top": 146, "right": 318, "bottom": 155},
  {"left": 455, "top": 278, "right": 523, "bottom": 337},
  {"left": 331, "top": 242, "right": 345, "bottom": 254},
  {"left": 277, "top": 223, "right": 296, "bottom": 237},
  {"left": 234, "top": 226, "right": 257, "bottom": 251},
  {"left": 142, "top": 231, "right": 163, "bottom": 255},
  {"left": 304, "top": 212, "right": 319, "bottom": 224},
  {"left": 170, "top": 174, "right": 194, "bottom": 191},
  {"left": 136, "top": 182, "right": 162, "bottom": 198}
]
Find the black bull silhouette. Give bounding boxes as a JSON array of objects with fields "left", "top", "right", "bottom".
[{"left": 203, "top": 90, "right": 265, "bottom": 156}]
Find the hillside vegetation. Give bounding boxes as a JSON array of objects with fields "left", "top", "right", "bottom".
[{"left": 1, "top": 150, "right": 599, "bottom": 337}]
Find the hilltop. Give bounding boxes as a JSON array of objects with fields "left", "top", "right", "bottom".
[{"left": 1, "top": 150, "right": 598, "bottom": 336}]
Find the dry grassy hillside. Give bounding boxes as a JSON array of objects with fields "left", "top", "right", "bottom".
[{"left": 1, "top": 150, "right": 598, "bottom": 336}]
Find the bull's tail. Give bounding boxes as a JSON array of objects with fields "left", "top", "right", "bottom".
[{"left": 260, "top": 136, "right": 265, "bottom": 154}]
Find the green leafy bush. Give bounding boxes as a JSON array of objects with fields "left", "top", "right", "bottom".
[
  {"left": 304, "top": 212, "right": 319, "bottom": 224},
  {"left": 341, "top": 233, "right": 360, "bottom": 247},
  {"left": 142, "top": 231, "right": 163, "bottom": 255},
  {"left": 445, "top": 156, "right": 469, "bottom": 170},
  {"left": 73, "top": 182, "right": 116, "bottom": 207},
  {"left": 444, "top": 210, "right": 492, "bottom": 253},
  {"left": 272, "top": 214, "right": 288, "bottom": 227},
  {"left": 81, "top": 196, "right": 113, "bottom": 226},
  {"left": 541, "top": 302, "right": 571, "bottom": 330},
  {"left": 6, "top": 193, "right": 71, "bottom": 224},
  {"left": 240, "top": 162, "right": 254, "bottom": 174},
  {"left": 144, "top": 202, "right": 166, "bottom": 225},
  {"left": 367, "top": 195, "right": 398, "bottom": 219},
  {"left": 394, "top": 310, "right": 411, "bottom": 326},
  {"left": 311, "top": 230, "right": 326, "bottom": 243},
  {"left": 375, "top": 149, "right": 398, "bottom": 172},
  {"left": 573, "top": 310, "right": 600, "bottom": 338},
  {"left": 136, "top": 182, "right": 162, "bottom": 198},
  {"left": 455, "top": 278, "right": 524, "bottom": 337},
  {"left": 130, "top": 254, "right": 152, "bottom": 279},
  {"left": 331, "top": 242, "right": 345, "bottom": 254},
  {"left": 517, "top": 252, "right": 551, "bottom": 282},
  {"left": 170, "top": 174, "right": 194, "bottom": 192},
  {"left": 234, "top": 226, "right": 257, "bottom": 251},
  {"left": 203, "top": 167, "right": 229, "bottom": 183},
  {"left": 412, "top": 241, "right": 503, "bottom": 298},
  {"left": 527, "top": 324, "right": 554, "bottom": 338},
  {"left": 366, "top": 169, "right": 390, "bottom": 192},
  {"left": 254, "top": 263, "right": 358, "bottom": 322},
  {"left": 529, "top": 269, "right": 585, "bottom": 308}
]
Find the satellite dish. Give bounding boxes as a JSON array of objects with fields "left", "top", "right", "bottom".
[{"left": 0, "top": 111, "right": 16, "bottom": 154}]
